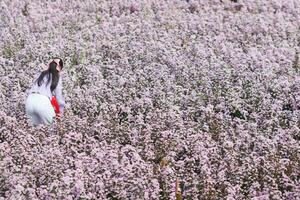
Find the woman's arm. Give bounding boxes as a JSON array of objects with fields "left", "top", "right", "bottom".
[{"left": 54, "top": 76, "right": 66, "bottom": 114}]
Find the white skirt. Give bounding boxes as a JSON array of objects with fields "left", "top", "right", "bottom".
[{"left": 25, "top": 93, "right": 56, "bottom": 125}]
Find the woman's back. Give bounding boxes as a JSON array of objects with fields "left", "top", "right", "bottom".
[{"left": 28, "top": 72, "right": 54, "bottom": 99}]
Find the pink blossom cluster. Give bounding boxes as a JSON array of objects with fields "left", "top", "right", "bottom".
[{"left": 0, "top": 0, "right": 299, "bottom": 199}]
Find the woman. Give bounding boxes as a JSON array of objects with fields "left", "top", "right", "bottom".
[{"left": 25, "top": 58, "right": 66, "bottom": 125}]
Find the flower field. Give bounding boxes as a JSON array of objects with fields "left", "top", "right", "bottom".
[{"left": 0, "top": 0, "right": 299, "bottom": 199}]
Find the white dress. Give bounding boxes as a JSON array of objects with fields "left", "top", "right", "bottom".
[{"left": 25, "top": 72, "right": 65, "bottom": 125}]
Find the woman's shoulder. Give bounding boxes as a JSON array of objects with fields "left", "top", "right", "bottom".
[{"left": 33, "top": 71, "right": 41, "bottom": 81}]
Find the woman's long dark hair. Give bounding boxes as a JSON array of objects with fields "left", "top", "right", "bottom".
[{"left": 36, "top": 58, "right": 63, "bottom": 92}]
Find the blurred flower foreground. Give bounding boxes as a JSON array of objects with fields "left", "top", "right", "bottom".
[{"left": 0, "top": 0, "right": 299, "bottom": 199}]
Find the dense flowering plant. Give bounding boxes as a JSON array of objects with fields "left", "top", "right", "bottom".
[{"left": 0, "top": 0, "right": 299, "bottom": 199}]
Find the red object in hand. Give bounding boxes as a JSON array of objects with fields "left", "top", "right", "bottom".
[{"left": 51, "top": 96, "right": 60, "bottom": 114}]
